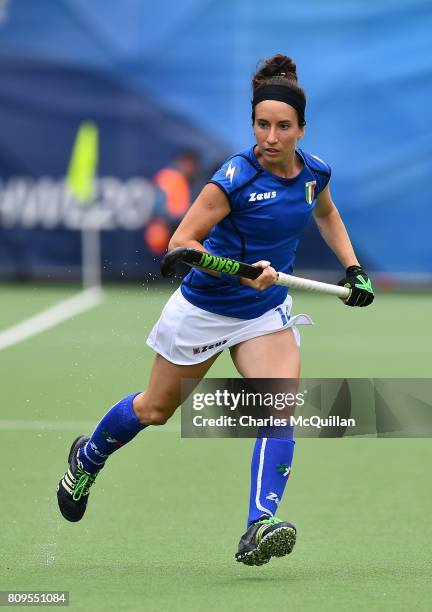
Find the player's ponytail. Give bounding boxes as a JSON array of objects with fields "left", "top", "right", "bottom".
[{"left": 251, "top": 54, "right": 306, "bottom": 126}]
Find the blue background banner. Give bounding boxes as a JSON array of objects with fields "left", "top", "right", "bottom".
[{"left": 0, "top": 0, "right": 431, "bottom": 279}]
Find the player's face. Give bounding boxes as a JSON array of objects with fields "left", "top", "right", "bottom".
[{"left": 253, "top": 100, "right": 304, "bottom": 166}]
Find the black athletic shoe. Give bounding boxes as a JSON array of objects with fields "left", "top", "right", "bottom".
[
  {"left": 56, "top": 435, "right": 99, "bottom": 522},
  {"left": 235, "top": 517, "right": 296, "bottom": 566}
]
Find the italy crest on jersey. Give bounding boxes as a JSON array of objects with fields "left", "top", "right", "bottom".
[{"left": 305, "top": 180, "right": 317, "bottom": 205}]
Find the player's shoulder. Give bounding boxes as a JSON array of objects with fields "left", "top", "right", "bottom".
[
  {"left": 298, "top": 148, "right": 331, "bottom": 179},
  {"left": 208, "top": 146, "right": 260, "bottom": 195}
]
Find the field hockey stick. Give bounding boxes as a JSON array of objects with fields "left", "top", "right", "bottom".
[{"left": 160, "top": 247, "right": 350, "bottom": 299}]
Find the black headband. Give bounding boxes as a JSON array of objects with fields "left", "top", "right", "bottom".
[{"left": 252, "top": 84, "right": 306, "bottom": 125}]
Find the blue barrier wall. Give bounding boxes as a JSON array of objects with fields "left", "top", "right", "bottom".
[{"left": 0, "top": 0, "right": 431, "bottom": 278}]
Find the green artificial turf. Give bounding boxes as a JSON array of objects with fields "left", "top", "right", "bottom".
[{"left": 1, "top": 284, "right": 431, "bottom": 611}]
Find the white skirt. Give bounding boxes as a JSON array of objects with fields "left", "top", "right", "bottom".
[{"left": 146, "top": 288, "right": 313, "bottom": 365}]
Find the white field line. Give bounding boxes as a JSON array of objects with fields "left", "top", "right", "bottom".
[
  {"left": 0, "top": 287, "right": 103, "bottom": 351},
  {"left": 0, "top": 420, "right": 180, "bottom": 433}
]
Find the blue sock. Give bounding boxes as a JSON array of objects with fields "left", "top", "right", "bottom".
[
  {"left": 78, "top": 392, "right": 147, "bottom": 474},
  {"left": 247, "top": 433, "right": 295, "bottom": 527}
]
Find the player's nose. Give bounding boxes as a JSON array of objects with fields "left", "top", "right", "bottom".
[{"left": 266, "top": 128, "right": 278, "bottom": 144}]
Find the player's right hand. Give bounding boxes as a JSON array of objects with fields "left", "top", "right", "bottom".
[{"left": 240, "top": 260, "right": 277, "bottom": 291}]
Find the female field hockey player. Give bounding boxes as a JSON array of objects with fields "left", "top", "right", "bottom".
[{"left": 57, "top": 54, "right": 374, "bottom": 566}]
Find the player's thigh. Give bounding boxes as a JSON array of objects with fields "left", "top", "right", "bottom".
[
  {"left": 230, "top": 328, "right": 300, "bottom": 378},
  {"left": 133, "top": 352, "right": 219, "bottom": 424}
]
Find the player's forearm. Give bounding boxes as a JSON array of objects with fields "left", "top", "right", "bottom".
[
  {"left": 314, "top": 208, "right": 360, "bottom": 268},
  {"left": 168, "top": 233, "right": 207, "bottom": 253}
]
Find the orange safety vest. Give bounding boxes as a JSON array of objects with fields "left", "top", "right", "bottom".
[{"left": 153, "top": 168, "right": 191, "bottom": 218}]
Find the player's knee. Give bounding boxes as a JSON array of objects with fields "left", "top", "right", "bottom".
[
  {"left": 136, "top": 405, "right": 171, "bottom": 426},
  {"left": 133, "top": 393, "right": 174, "bottom": 426}
]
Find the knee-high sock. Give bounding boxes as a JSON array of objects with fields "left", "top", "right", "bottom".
[
  {"left": 247, "top": 436, "right": 295, "bottom": 527},
  {"left": 78, "top": 392, "right": 147, "bottom": 474}
]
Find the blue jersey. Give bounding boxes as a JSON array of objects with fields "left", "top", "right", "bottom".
[{"left": 181, "top": 145, "right": 331, "bottom": 319}]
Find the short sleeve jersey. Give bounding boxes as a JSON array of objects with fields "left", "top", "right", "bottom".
[{"left": 181, "top": 145, "right": 331, "bottom": 319}]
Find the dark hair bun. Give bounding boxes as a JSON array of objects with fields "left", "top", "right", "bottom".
[
  {"left": 251, "top": 54, "right": 306, "bottom": 126},
  {"left": 253, "top": 54, "right": 298, "bottom": 90}
]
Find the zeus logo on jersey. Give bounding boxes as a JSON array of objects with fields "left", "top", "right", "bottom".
[
  {"left": 192, "top": 339, "right": 228, "bottom": 355},
  {"left": 225, "top": 162, "right": 236, "bottom": 183},
  {"left": 248, "top": 191, "right": 277, "bottom": 203}
]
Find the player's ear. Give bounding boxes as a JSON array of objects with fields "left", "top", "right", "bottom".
[{"left": 297, "top": 124, "right": 305, "bottom": 140}]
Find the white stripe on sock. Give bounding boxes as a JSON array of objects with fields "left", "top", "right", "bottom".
[
  {"left": 255, "top": 437, "right": 273, "bottom": 517},
  {"left": 83, "top": 443, "right": 106, "bottom": 467}
]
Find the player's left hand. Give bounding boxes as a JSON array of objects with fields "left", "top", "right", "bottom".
[
  {"left": 240, "top": 260, "right": 277, "bottom": 291},
  {"left": 338, "top": 265, "right": 375, "bottom": 307}
]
